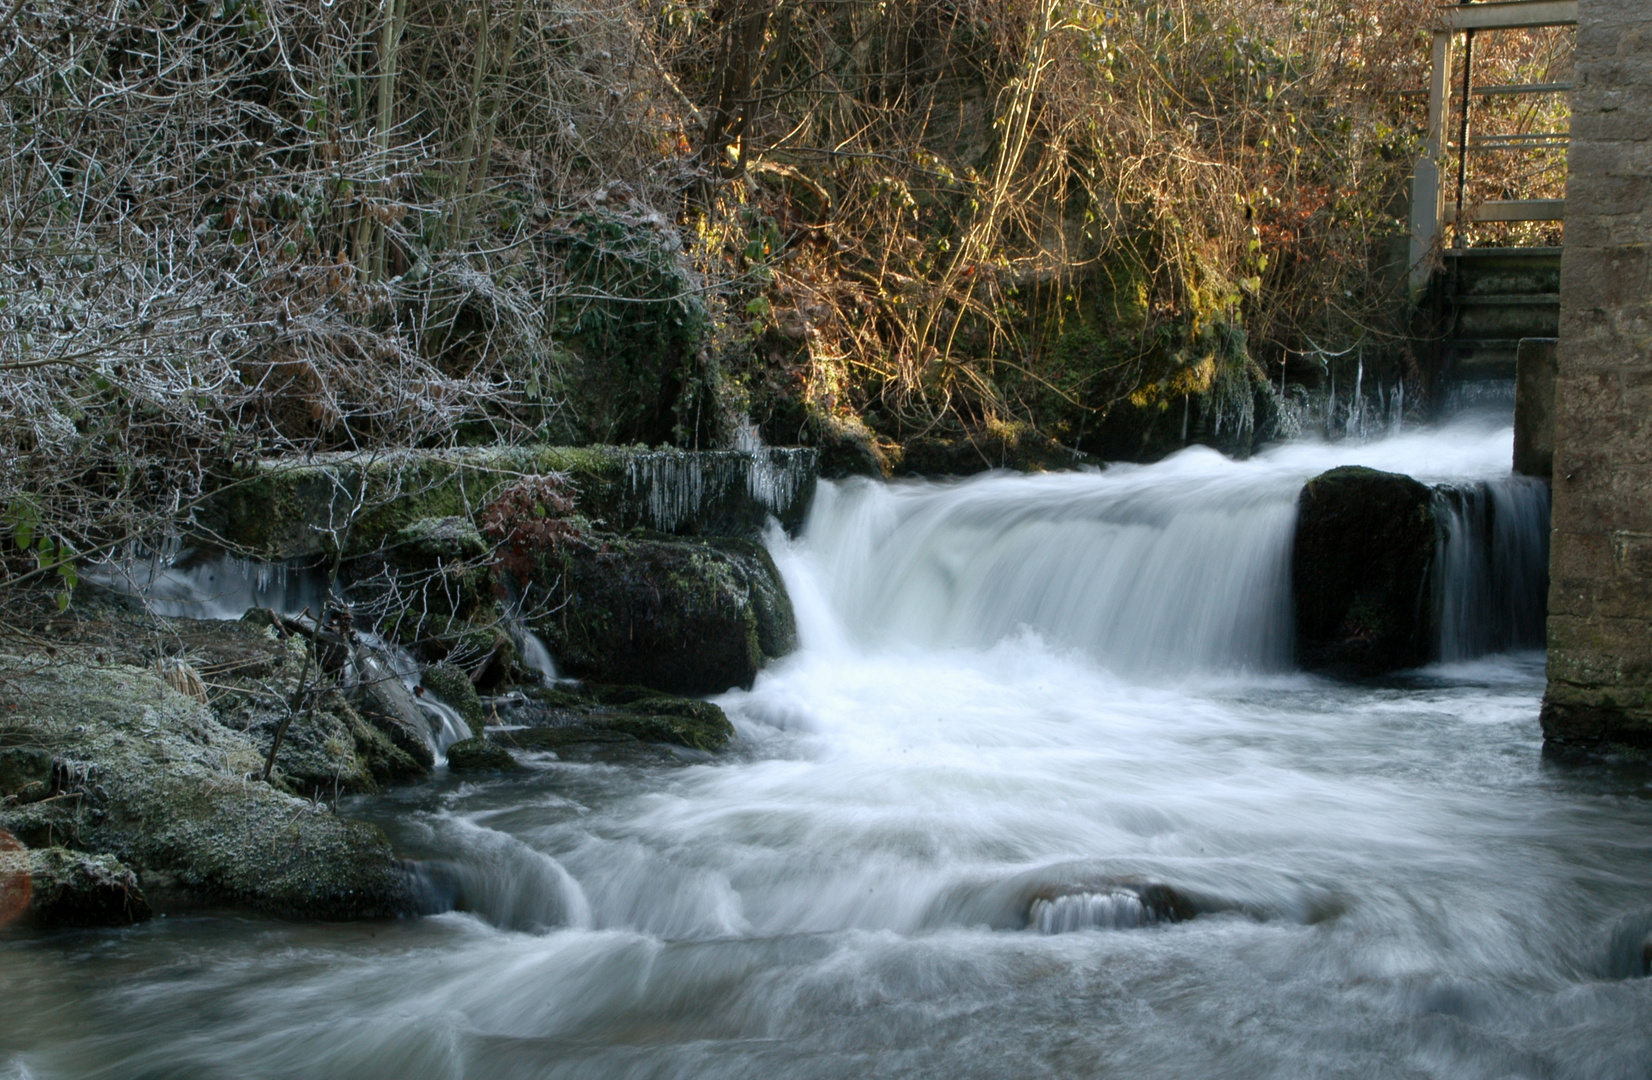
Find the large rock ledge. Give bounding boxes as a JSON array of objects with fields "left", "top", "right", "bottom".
[
  {"left": 0, "top": 655, "right": 418, "bottom": 920},
  {"left": 198, "top": 444, "right": 818, "bottom": 561}
]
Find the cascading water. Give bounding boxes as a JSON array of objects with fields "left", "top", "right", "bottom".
[
  {"left": 349, "top": 629, "right": 471, "bottom": 760},
  {"left": 799, "top": 453, "right": 1300, "bottom": 675},
  {"left": 1434, "top": 476, "right": 1551, "bottom": 661},
  {"left": 9, "top": 420, "right": 1650, "bottom": 1080},
  {"left": 516, "top": 625, "right": 560, "bottom": 685}
]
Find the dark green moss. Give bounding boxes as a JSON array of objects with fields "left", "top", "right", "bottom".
[
  {"left": 510, "top": 682, "right": 735, "bottom": 752},
  {"left": 528, "top": 532, "right": 794, "bottom": 695}
]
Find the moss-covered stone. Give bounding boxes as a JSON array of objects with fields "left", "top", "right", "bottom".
[
  {"left": 498, "top": 682, "right": 735, "bottom": 752},
  {"left": 444, "top": 737, "right": 519, "bottom": 772},
  {"left": 0, "top": 654, "right": 418, "bottom": 919},
  {"left": 199, "top": 444, "right": 818, "bottom": 561},
  {"left": 1293, "top": 466, "right": 1438, "bottom": 675},
  {"left": 528, "top": 532, "right": 795, "bottom": 695},
  {"left": 420, "top": 665, "right": 485, "bottom": 737},
  {"left": 23, "top": 847, "right": 153, "bottom": 928},
  {"left": 392, "top": 516, "right": 488, "bottom": 561}
]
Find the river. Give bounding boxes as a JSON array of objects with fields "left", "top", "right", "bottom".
[{"left": 4, "top": 420, "right": 1650, "bottom": 1080}]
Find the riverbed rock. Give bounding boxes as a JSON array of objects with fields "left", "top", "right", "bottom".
[
  {"left": 529, "top": 534, "right": 796, "bottom": 695},
  {"left": 23, "top": 847, "right": 153, "bottom": 928},
  {"left": 0, "top": 653, "right": 418, "bottom": 918},
  {"left": 498, "top": 683, "right": 735, "bottom": 753},
  {"left": 28, "top": 603, "right": 424, "bottom": 795},
  {"left": 1293, "top": 466, "right": 1438, "bottom": 675},
  {"left": 444, "top": 737, "right": 519, "bottom": 772}
]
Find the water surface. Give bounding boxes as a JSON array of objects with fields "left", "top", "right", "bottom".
[{"left": 4, "top": 423, "right": 1649, "bottom": 1080}]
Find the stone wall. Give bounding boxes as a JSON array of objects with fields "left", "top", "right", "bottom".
[{"left": 1542, "top": 0, "right": 1652, "bottom": 745}]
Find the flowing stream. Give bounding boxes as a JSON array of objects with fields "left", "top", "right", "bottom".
[{"left": 6, "top": 420, "right": 1652, "bottom": 1079}]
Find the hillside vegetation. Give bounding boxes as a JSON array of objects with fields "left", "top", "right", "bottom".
[{"left": 0, "top": 0, "right": 1571, "bottom": 604}]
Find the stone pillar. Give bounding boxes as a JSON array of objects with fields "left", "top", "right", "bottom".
[{"left": 1542, "top": 0, "right": 1652, "bottom": 745}]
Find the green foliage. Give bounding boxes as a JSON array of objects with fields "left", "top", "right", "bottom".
[{"left": 3, "top": 498, "right": 77, "bottom": 610}]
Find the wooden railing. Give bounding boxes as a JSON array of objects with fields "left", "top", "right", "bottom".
[{"left": 1408, "top": 0, "right": 1577, "bottom": 291}]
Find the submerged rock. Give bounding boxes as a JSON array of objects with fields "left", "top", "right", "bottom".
[
  {"left": 1293, "top": 466, "right": 1438, "bottom": 675},
  {"left": 530, "top": 534, "right": 795, "bottom": 695},
  {"left": 0, "top": 653, "right": 418, "bottom": 919}
]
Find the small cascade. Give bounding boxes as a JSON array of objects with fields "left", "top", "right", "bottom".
[
  {"left": 351, "top": 630, "right": 470, "bottom": 761},
  {"left": 801, "top": 456, "right": 1301, "bottom": 674},
  {"left": 1433, "top": 477, "right": 1550, "bottom": 661},
  {"left": 518, "top": 626, "right": 560, "bottom": 685},
  {"left": 1030, "top": 891, "right": 1158, "bottom": 933},
  {"left": 93, "top": 548, "right": 472, "bottom": 762}
]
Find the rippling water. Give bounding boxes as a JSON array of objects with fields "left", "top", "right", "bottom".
[{"left": 5, "top": 422, "right": 1652, "bottom": 1080}]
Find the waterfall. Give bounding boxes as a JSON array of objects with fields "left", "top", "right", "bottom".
[
  {"left": 798, "top": 451, "right": 1301, "bottom": 675},
  {"left": 1433, "top": 477, "right": 1550, "bottom": 661},
  {"left": 796, "top": 424, "right": 1548, "bottom": 674},
  {"left": 349, "top": 630, "right": 471, "bottom": 760}
]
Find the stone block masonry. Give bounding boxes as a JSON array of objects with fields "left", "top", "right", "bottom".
[{"left": 1542, "top": 0, "right": 1652, "bottom": 744}]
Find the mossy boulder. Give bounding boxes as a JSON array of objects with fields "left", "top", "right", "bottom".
[
  {"left": 419, "top": 665, "right": 486, "bottom": 737},
  {"left": 1293, "top": 466, "right": 1438, "bottom": 675},
  {"left": 444, "top": 737, "right": 519, "bottom": 772},
  {"left": 31, "top": 605, "right": 422, "bottom": 797},
  {"left": 498, "top": 683, "right": 735, "bottom": 753},
  {"left": 528, "top": 534, "right": 796, "bottom": 695},
  {"left": 0, "top": 654, "right": 418, "bottom": 918},
  {"left": 21, "top": 847, "right": 152, "bottom": 928}
]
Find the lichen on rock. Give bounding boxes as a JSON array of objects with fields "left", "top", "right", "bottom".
[{"left": 0, "top": 653, "right": 418, "bottom": 919}]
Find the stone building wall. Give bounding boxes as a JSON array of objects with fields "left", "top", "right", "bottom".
[{"left": 1542, "top": 0, "right": 1652, "bottom": 744}]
